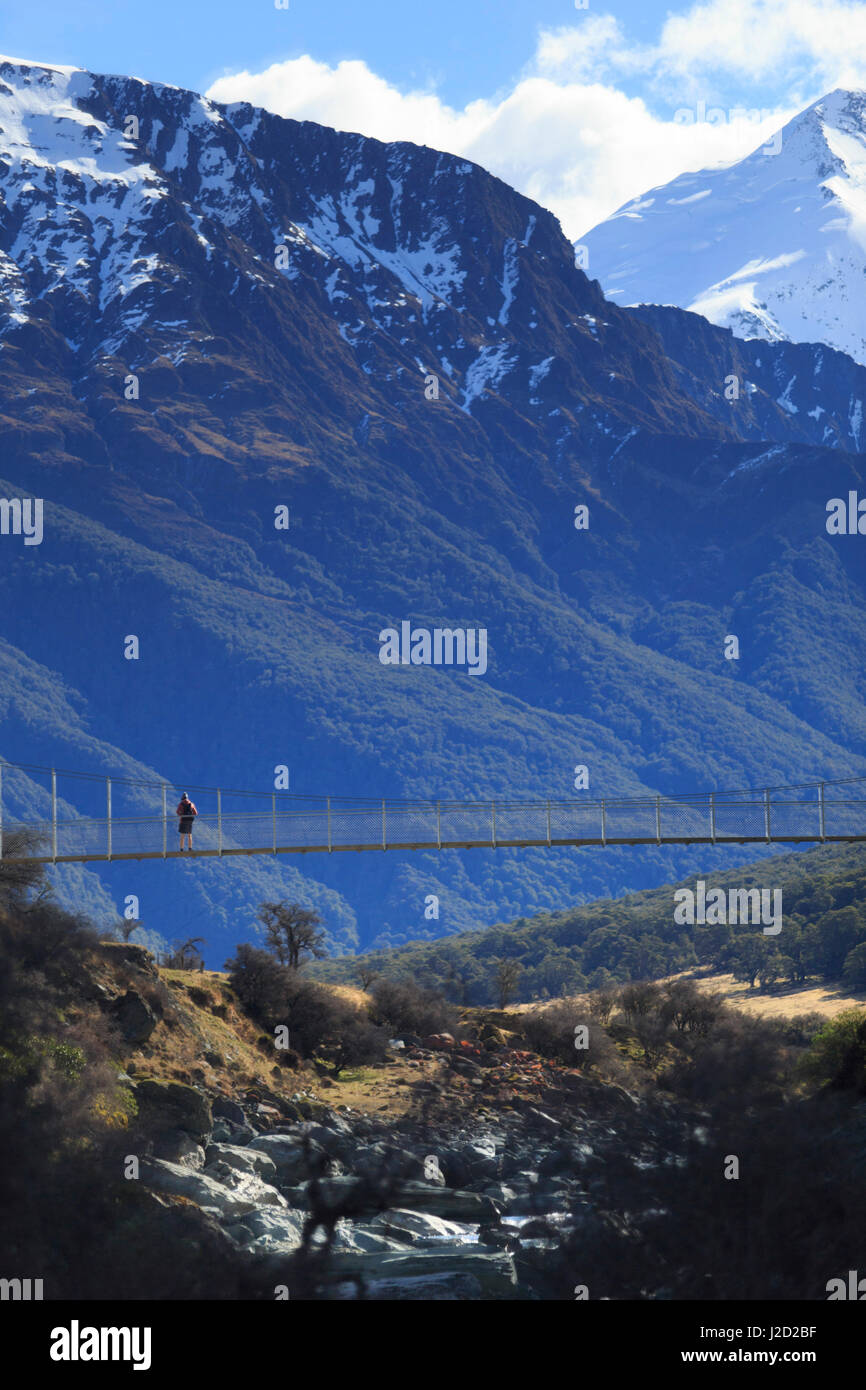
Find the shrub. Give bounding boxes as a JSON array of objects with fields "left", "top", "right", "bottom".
[
  {"left": 369, "top": 978, "right": 457, "bottom": 1038},
  {"left": 662, "top": 1012, "right": 791, "bottom": 1107},
  {"left": 520, "top": 1001, "right": 619, "bottom": 1073},
  {"left": 658, "top": 979, "right": 722, "bottom": 1037},
  {"left": 842, "top": 942, "right": 866, "bottom": 991},
  {"left": 0, "top": 828, "right": 50, "bottom": 908},
  {"left": 319, "top": 1004, "right": 388, "bottom": 1077},
  {"left": 226, "top": 942, "right": 387, "bottom": 1069},
  {"left": 619, "top": 982, "right": 663, "bottom": 1021},
  {"left": 225, "top": 943, "right": 291, "bottom": 1026},
  {"left": 586, "top": 989, "right": 616, "bottom": 1024},
  {"left": 800, "top": 1009, "right": 866, "bottom": 1094}
]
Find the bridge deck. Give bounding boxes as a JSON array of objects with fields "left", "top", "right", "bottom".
[{"left": 4, "top": 833, "right": 863, "bottom": 864}]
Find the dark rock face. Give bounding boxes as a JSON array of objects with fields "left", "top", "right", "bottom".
[
  {"left": 111, "top": 989, "right": 159, "bottom": 1044},
  {"left": 629, "top": 303, "right": 866, "bottom": 452},
  {"left": 212, "top": 1095, "right": 247, "bottom": 1126}
]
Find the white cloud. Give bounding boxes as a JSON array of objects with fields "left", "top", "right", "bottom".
[
  {"left": 657, "top": 0, "right": 866, "bottom": 90},
  {"left": 206, "top": 0, "right": 865, "bottom": 238}
]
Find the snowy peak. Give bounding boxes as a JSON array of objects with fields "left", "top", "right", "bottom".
[
  {"left": 580, "top": 87, "right": 866, "bottom": 366},
  {"left": 0, "top": 53, "right": 864, "bottom": 484},
  {"left": 0, "top": 52, "right": 585, "bottom": 400}
]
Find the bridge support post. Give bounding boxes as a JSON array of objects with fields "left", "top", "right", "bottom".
[
  {"left": 819, "top": 782, "right": 826, "bottom": 842},
  {"left": 710, "top": 792, "right": 716, "bottom": 844},
  {"left": 491, "top": 802, "right": 496, "bottom": 849},
  {"left": 106, "top": 778, "right": 112, "bottom": 860},
  {"left": 546, "top": 799, "right": 551, "bottom": 847},
  {"left": 51, "top": 768, "right": 57, "bottom": 863},
  {"left": 272, "top": 794, "right": 277, "bottom": 853},
  {"left": 655, "top": 795, "right": 661, "bottom": 845},
  {"left": 382, "top": 799, "right": 386, "bottom": 851},
  {"left": 764, "top": 788, "right": 771, "bottom": 843},
  {"left": 327, "top": 797, "right": 332, "bottom": 853},
  {"left": 217, "top": 788, "right": 222, "bottom": 856},
  {"left": 601, "top": 798, "right": 606, "bottom": 846},
  {"left": 436, "top": 800, "right": 441, "bottom": 850},
  {"left": 162, "top": 784, "right": 167, "bottom": 858}
]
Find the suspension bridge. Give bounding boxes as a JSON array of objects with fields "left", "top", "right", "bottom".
[{"left": 0, "top": 759, "right": 864, "bottom": 866}]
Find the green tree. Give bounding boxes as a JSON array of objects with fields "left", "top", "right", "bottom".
[
  {"left": 814, "top": 907, "right": 864, "bottom": 979},
  {"left": 842, "top": 942, "right": 866, "bottom": 992},
  {"left": 730, "top": 935, "right": 771, "bottom": 990},
  {"left": 800, "top": 1009, "right": 866, "bottom": 1093}
]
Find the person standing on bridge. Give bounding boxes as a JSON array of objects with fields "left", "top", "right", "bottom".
[{"left": 176, "top": 793, "right": 197, "bottom": 852}]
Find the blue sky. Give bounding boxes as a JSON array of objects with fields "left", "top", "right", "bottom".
[
  {"left": 2, "top": 0, "right": 864, "bottom": 234},
  {"left": 2, "top": 0, "right": 663, "bottom": 105}
]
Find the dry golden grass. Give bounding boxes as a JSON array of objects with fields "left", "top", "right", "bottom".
[
  {"left": 687, "top": 971, "right": 866, "bottom": 1019},
  {"left": 115, "top": 963, "right": 445, "bottom": 1119},
  {"left": 508, "top": 971, "right": 866, "bottom": 1022}
]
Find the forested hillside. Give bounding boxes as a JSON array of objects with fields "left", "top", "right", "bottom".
[{"left": 313, "top": 843, "right": 866, "bottom": 1003}]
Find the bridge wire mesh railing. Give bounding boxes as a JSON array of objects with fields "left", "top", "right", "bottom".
[{"left": 0, "top": 759, "right": 863, "bottom": 862}]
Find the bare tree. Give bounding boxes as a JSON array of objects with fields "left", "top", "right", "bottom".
[
  {"left": 166, "top": 936, "right": 207, "bottom": 970},
  {"left": 494, "top": 959, "right": 522, "bottom": 1009},
  {"left": 259, "top": 901, "right": 327, "bottom": 971},
  {"left": 355, "top": 963, "right": 378, "bottom": 992},
  {"left": 587, "top": 989, "right": 616, "bottom": 1025}
]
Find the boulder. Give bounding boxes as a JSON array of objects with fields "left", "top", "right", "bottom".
[
  {"left": 151, "top": 1128, "right": 206, "bottom": 1170},
  {"left": 422, "top": 1033, "right": 455, "bottom": 1051},
  {"left": 111, "top": 989, "right": 159, "bottom": 1044},
  {"left": 351, "top": 1142, "right": 442, "bottom": 1185},
  {"left": 436, "top": 1149, "right": 472, "bottom": 1188},
  {"left": 140, "top": 1158, "right": 287, "bottom": 1220},
  {"left": 365, "top": 1208, "right": 477, "bottom": 1248},
  {"left": 517, "top": 1217, "right": 558, "bottom": 1241},
  {"left": 203, "top": 1159, "right": 289, "bottom": 1208},
  {"left": 212, "top": 1096, "right": 247, "bottom": 1126},
  {"left": 248, "top": 1133, "right": 328, "bottom": 1183},
  {"left": 478, "top": 1023, "right": 510, "bottom": 1047},
  {"left": 134, "top": 1079, "right": 212, "bottom": 1141},
  {"left": 323, "top": 1249, "right": 518, "bottom": 1300},
  {"left": 327, "top": 1222, "right": 409, "bottom": 1254},
  {"left": 461, "top": 1138, "right": 500, "bottom": 1179},
  {"left": 538, "top": 1145, "right": 575, "bottom": 1177},
  {"left": 300, "top": 1121, "right": 355, "bottom": 1162},
  {"left": 204, "top": 1143, "right": 278, "bottom": 1181},
  {"left": 452, "top": 1058, "right": 482, "bottom": 1078},
  {"left": 484, "top": 1182, "right": 517, "bottom": 1204},
  {"left": 225, "top": 1206, "right": 306, "bottom": 1255},
  {"left": 393, "top": 1182, "right": 502, "bottom": 1224}
]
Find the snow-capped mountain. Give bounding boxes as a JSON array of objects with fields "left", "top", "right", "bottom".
[{"left": 580, "top": 89, "right": 866, "bottom": 366}]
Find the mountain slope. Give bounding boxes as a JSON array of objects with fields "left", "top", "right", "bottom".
[{"left": 581, "top": 89, "right": 866, "bottom": 366}]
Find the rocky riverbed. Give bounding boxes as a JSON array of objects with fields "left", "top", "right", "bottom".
[{"left": 130, "top": 1035, "right": 691, "bottom": 1300}]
